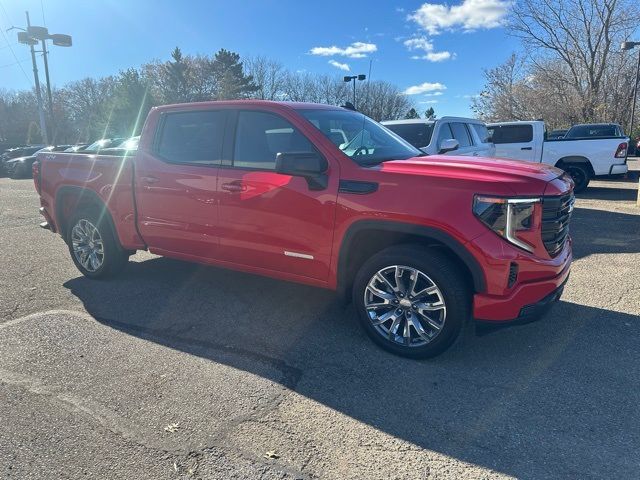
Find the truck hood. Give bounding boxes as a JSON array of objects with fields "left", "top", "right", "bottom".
[{"left": 379, "top": 155, "right": 564, "bottom": 195}]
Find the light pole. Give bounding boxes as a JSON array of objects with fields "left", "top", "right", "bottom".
[
  {"left": 11, "top": 12, "right": 72, "bottom": 145},
  {"left": 343, "top": 74, "right": 366, "bottom": 109},
  {"left": 621, "top": 41, "right": 640, "bottom": 206}
]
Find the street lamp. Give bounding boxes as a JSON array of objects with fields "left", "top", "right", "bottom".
[
  {"left": 11, "top": 11, "right": 72, "bottom": 144},
  {"left": 343, "top": 74, "right": 366, "bottom": 109},
  {"left": 621, "top": 41, "right": 640, "bottom": 206}
]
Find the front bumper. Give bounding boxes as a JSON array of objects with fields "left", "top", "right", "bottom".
[{"left": 473, "top": 259, "right": 571, "bottom": 322}]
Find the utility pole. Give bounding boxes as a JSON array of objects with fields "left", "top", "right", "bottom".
[
  {"left": 25, "top": 11, "right": 48, "bottom": 145},
  {"left": 41, "top": 38, "right": 54, "bottom": 142},
  {"left": 621, "top": 41, "right": 640, "bottom": 207}
]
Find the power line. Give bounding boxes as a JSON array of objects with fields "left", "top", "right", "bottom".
[
  {"left": 0, "top": 57, "right": 30, "bottom": 69},
  {"left": 0, "top": 1, "right": 32, "bottom": 85}
]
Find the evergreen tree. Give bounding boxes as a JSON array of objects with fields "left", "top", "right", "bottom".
[
  {"left": 211, "top": 49, "right": 258, "bottom": 100},
  {"left": 404, "top": 107, "right": 420, "bottom": 119},
  {"left": 163, "top": 47, "right": 191, "bottom": 103},
  {"left": 425, "top": 107, "right": 435, "bottom": 120}
]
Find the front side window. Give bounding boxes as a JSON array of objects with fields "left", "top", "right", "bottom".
[
  {"left": 233, "top": 111, "right": 315, "bottom": 170},
  {"left": 300, "top": 109, "right": 421, "bottom": 165},
  {"left": 436, "top": 123, "right": 454, "bottom": 149},
  {"left": 450, "top": 122, "right": 473, "bottom": 147},
  {"left": 157, "top": 110, "right": 226, "bottom": 164}
]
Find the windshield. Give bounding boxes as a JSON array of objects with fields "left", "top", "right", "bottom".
[
  {"left": 299, "top": 109, "right": 422, "bottom": 165},
  {"left": 117, "top": 136, "right": 140, "bottom": 150}
]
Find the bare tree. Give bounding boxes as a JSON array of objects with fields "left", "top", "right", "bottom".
[
  {"left": 245, "top": 56, "right": 286, "bottom": 100},
  {"left": 509, "top": 0, "right": 636, "bottom": 122}
]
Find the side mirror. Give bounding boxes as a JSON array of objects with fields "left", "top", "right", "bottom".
[
  {"left": 438, "top": 138, "right": 459, "bottom": 154},
  {"left": 275, "top": 151, "right": 328, "bottom": 190}
]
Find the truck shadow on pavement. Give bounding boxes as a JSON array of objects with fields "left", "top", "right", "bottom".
[
  {"left": 62, "top": 206, "right": 640, "bottom": 479},
  {"left": 577, "top": 185, "right": 638, "bottom": 202},
  {"left": 571, "top": 206, "right": 640, "bottom": 259}
]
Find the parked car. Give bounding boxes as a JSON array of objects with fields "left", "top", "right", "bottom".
[
  {"left": 100, "top": 136, "right": 140, "bottom": 156},
  {"left": 487, "top": 121, "right": 628, "bottom": 192},
  {"left": 64, "top": 144, "right": 89, "bottom": 153},
  {"left": 382, "top": 117, "right": 495, "bottom": 157},
  {"left": 1, "top": 145, "right": 44, "bottom": 175},
  {"left": 547, "top": 129, "right": 568, "bottom": 140},
  {"left": 81, "top": 138, "right": 126, "bottom": 154},
  {"left": 4, "top": 145, "right": 73, "bottom": 179},
  {"left": 34, "top": 101, "right": 573, "bottom": 358}
]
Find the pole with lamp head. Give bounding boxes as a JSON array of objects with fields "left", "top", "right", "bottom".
[
  {"left": 621, "top": 40, "right": 640, "bottom": 206},
  {"left": 343, "top": 74, "right": 367, "bottom": 109}
]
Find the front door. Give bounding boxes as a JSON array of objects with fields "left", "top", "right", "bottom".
[
  {"left": 217, "top": 109, "right": 338, "bottom": 281},
  {"left": 135, "top": 109, "right": 227, "bottom": 259}
]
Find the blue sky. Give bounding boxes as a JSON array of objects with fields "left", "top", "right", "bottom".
[{"left": 0, "top": 0, "right": 517, "bottom": 116}]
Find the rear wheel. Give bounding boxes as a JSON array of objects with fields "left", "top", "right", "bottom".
[
  {"left": 563, "top": 164, "right": 590, "bottom": 193},
  {"left": 66, "top": 208, "right": 128, "bottom": 279},
  {"left": 352, "top": 245, "right": 470, "bottom": 359}
]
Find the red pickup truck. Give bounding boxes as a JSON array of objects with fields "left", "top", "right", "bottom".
[{"left": 33, "top": 101, "right": 574, "bottom": 358}]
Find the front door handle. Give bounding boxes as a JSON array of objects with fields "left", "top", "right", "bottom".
[
  {"left": 221, "top": 182, "right": 246, "bottom": 193},
  {"left": 521, "top": 147, "right": 533, "bottom": 151},
  {"left": 141, "top": 176, "right": 159, "bottom": 184}
]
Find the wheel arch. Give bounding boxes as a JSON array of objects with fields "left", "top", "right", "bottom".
[
  {"left": 336, "top": 220, "right": 486, "bottom": 301},
  {"left": 54, "top": 186, "right": 121, "bottom": 247},
  {"left": 555, "top": 156, "right": 594, "bottom": 177}
]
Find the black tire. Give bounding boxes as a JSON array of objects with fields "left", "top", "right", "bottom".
[
  {"left": 563, "top": 164, "right": 590, "bottom": 193},
  {"left": 66, "top": 207, "right": 128, "bottom": 279},
  {"left": 352, "top": 245, "right": 470, "bottom": 359},
  {"left": 9, "top": 163, "right": 28, "bottom": 179}
]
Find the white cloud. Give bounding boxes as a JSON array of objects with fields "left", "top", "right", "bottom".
[
  {"left": 424, "top": 91, "right": 444, "bottom": 97},
  {"left": 404, "top": 35, "right": 453, "bottom": 62},
  {"left": 419, "top": 100, "right": 439, "bottom": 104},
  {"left": 403, "top": 82, "right": 447, "bottom": 95},
  {"left": 328, "top": 60, "right": 350, "bottom": 71},
  {"left": 309, "top": 42, "right": 377, "bottom": 58},
  {"left": 409, "top": 0, "right": 511, "bottom": 35}
]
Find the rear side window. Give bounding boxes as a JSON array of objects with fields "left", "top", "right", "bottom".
[
  {"left": 450, "top": 122, "right": 473, "bottom": 147},
  {"left": 384, "top": 123, "right": 434, "bottom": 148},
  {"left": 489, "top": 124, "right": 533, "bottom": 144},
  {"left": 157, "top": 110, "right": 226, "bottom": 164},
  {"left": 471, "top": 123, "right": 491, "bottom": 143},
  {"left": 233, "top": 111, "right": 314, "bottom": 170}
]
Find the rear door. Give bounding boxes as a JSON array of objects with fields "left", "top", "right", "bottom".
[
  {"left": 216, "top": 109, "right": 338, "bottom": 281},
  {"left": 488, "top": 123, "right": 537, "bottom": 161},
  {"left": 134, "top": 109, "right": 227, "bottom": 259}
]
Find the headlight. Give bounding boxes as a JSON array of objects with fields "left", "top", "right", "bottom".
[{"left": 473, "top": 196, "right": 540, "bottom": 252}]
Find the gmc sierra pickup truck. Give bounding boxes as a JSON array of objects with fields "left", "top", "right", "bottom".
[{"left": 34, "top": 101, "right": 574, "bottom": 358}]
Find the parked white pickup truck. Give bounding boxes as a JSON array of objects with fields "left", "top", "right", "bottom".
[{"left": 487, "top": 121, "right": 629, "bottom": 192}]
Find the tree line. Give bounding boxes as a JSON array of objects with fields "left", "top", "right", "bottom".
[
  {"left": 0, "top": 47, "right": 413, "bottom": 146},
  {"left": 473, "top": 0, "right": 639, "bottom": 135}
]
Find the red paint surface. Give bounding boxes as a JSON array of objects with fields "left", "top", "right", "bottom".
[{"left": 37, "top": 100, "right": 573, "bottom": 322}]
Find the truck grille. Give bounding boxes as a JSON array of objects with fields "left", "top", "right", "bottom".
[{"left": 541, "top": 192, "right": 574, "bottom": 257}]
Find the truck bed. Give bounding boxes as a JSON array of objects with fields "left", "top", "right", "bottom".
[{"left": 36, "top": 151, "right": 145, "bottom": 249}]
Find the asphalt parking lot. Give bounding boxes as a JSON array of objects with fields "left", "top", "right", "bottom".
[{"left": 1, "top": 162, "right": 639, "bottom": 480}]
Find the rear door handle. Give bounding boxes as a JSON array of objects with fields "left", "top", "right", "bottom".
[
  {"left": 221, "top": 182, "right": 246, "bottom": 193},
  {"left": 141, "top": 176, "right": 159, "bottom": 184},
  {"left": 521, "top": 147, "right": 532, "bottom": 151}
]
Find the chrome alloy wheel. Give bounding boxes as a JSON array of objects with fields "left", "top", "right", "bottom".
[
  {"left": 364, "top": 265, "right": 447, "bottom": 347},
  {"left": 71, "top": 219, "right": 105, "bottom": 272}
]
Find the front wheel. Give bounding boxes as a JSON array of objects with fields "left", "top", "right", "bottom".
[
  {"left": 563, "top": 164, "right": 590, "bottom": 193},
  {"left": 352, "top": 246, "right": 470, "bottom": 359},
  {"left": 66, "top": 208, "right": 128, "bottom": 279}
]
